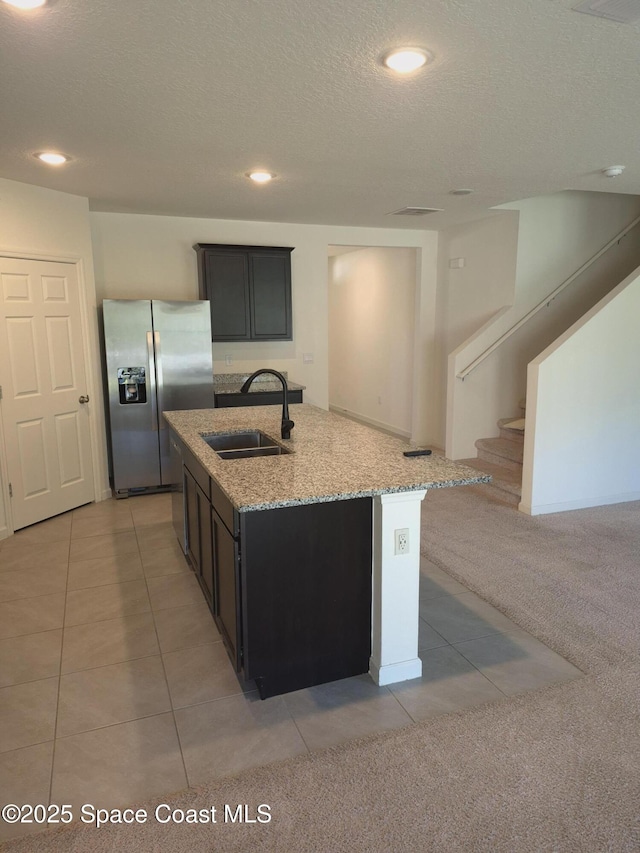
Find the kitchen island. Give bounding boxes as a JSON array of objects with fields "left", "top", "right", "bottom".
[{"left": 164, "top": 404, "right": 489, "bottom": 698}]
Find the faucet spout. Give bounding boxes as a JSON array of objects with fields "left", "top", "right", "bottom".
[{"left": 240, "top": 369, "right": 295, "bottom": 439}]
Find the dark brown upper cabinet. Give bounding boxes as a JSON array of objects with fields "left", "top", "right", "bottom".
[{"left": 195, "top": 244, "right": 293, "bottom": 342}]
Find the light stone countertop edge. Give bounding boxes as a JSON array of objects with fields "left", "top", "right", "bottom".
[{"left": 164, "top": 404, "right": 491, "bottom": 513}]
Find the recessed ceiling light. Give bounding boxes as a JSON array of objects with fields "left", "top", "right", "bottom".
[
  {"left": 2, "top": 0, "right": 47, "bottom": 9},
  {"left": 248, "top": 171, "right": 275, "bottom": 183},
  {"left": 382, "top": 48, "right": 432, "bottom": 74},
  {"left": 35, "top": 152, "right": 70, "bottom": 166},
  {"left": 602, "top": 165, "right": 625, "bottom": 177}
]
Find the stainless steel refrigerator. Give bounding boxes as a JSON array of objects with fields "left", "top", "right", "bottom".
[{"left": 102, "top": 299, "right": 214, "bottom": 496}]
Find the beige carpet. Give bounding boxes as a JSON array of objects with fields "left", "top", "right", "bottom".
[{"left": 4, "top": 489, "right": 639, "bottom": 852}]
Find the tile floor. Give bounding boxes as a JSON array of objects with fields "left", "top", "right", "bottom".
[{"left": 0, "top": 493, "right": 582, "bottom": 841}]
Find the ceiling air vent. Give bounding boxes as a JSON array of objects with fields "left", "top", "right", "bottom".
[
  {"left": 572, "top": 0, "right": 640, "bottom": 24},
  {"left": 388, "top": 207, "right": 443, "bottom": 217}
]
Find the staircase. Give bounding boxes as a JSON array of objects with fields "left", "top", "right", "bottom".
[{"left": 459, "top": 400, "right": 526, "bottom": 507}]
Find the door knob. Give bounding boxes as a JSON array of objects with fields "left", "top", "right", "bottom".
[{"left": 79, "top": 395, "right": 90, "bottom": 404}]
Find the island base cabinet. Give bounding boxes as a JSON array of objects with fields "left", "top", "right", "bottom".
[
  {"left": 212, "top": 506, "right": 241, "bottom": 671},
  {"left": 173, "top": 427, "right": 374, "bottom": 699},
  {"left": 198, "top": 490, "right": 214, "bottom": 608},
  {"left": 240, "top": 498, "right": 373, "bottom": 699},
  {"left": 184, "top": 468, "right": 214, "bottom": 609}
]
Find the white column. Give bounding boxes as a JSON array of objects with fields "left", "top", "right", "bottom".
[{"left": 369, "top": 489, "right": 427, "bottom": 686}]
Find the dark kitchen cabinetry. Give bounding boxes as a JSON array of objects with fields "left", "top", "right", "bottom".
[
  {"left": 183, "top": 442, "right": 241, "bottom": 665},
  {"left": 209, "top": 477, "right": 242, "bottom": 670},
  {"left": 173, "top": 431, "right": 373, "bottom": 699},
  {"left": 183, "top": 452, "right": 214, "bottom": 608},
  {"left": 214, "top": 388, "right": 303, "bottom": 408},
  {"left": 211, "top": 502, "right": 241, "bottom": 670},
  {"left": 239, "top": 498, "right": 372, "bottom": 699},
  {"left": 198, "top": 488, "right": 214, "bottom": 608},
  {"left": 195, "top": 244, "right": 293, "bottom": 342}
]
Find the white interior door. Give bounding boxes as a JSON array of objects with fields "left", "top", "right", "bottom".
[{"left": 0, "top": 257, "right": 95, "bottom": 530}]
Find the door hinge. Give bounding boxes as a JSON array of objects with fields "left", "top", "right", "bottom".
[
  {"left": 8, "top": 483, "right": 12, "bottom": 498},
  {"left": 0, "top": 385, "right": 3, "bottom": 401}
]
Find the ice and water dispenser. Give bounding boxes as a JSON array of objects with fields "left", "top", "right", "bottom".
[{"left": 117, "top": 367, "right": 147, "bottom": 404}]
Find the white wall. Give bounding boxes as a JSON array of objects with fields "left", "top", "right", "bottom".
[
  {"left": 435, "top": 211, "right": 519, "bottom": 447},
  {"left": 446, "top": 191, "right": 640, "bottom": 459},
  {"left": 521, "top": 267, "right": 640, "bottom": 514},
  {"left": 0, "top": 179, "right": 109, "bottom": 537},
  {"left": 90, "top": 213, "right": 439, "bottom": 442},
  {"left": 328, "top": 247, "right": 417, "bottom": 437},
  {"left": 411, "top": 239, "right": 440, "bottom": 446},
  {"left": 507, "top": 192, "right": 640, "bottom": 304}
]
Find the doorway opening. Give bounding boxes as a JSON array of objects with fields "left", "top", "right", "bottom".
[{"left": 328, "top": 246, "right": 418, "bottom": 439}]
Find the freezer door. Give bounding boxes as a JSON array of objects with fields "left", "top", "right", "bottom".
[
  {"left": 103, "top": 299, "right": 162, "bottom": 491},
  {"left": 152, "top": 300, "right": 214, "bottom": 485}
]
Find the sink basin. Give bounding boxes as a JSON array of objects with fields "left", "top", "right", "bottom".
[
  {"left": 216, "top": 446, "right": 289, "bottom": 460},
  {"left": 201, "top": 430, "right": 291, "bottom": 459}
]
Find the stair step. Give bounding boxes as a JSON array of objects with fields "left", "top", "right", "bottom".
[
  {"left": 475, "top": 437, "right": 523, "bottom": 471},
  {"left": 458, "top": 458, "right": 522, "bottom": 507},
  {"left": 498, "top": 417, "right": 525, "bottom": 442}
]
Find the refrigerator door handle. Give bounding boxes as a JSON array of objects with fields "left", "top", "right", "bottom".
[
  {"left": 147, "top": 331, "right": 159, "bottom": 432},
  {"left": 154, "top": 331, "right": 165, "bottom": 430}
]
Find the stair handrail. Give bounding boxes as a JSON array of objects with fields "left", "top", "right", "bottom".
[{"left": 456, "top": 213, "right": 640, "bottom": 380}]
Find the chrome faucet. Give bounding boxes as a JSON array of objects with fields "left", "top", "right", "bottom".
[{"left": 240, "top": 369, "right": 295, "bottom": 439}]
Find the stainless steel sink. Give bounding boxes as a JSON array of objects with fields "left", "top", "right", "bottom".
[
  {"left": 201, "top": 430, "right": 291, "bottom": 459},
  {"left": 216, "top": 446, "right": 290, "bottom": 460}
]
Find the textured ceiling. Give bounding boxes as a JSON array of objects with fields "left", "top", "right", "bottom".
[{"left": 1, "top": 0, "right": 639, "bottom": 229}]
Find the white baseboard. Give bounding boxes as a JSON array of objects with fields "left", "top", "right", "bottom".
[
  {"left": 329, "top": 405, "right": 410, "bottom": 439},
  {"left": 369, "top": 657, "right": 422, "bottom": 686},
  {"left": 100, "top": 488, "right": 113, "bottom": 501},
  {"left": 519, "top": 490, "right": 640, "bottom": 515},
  {"left": 0, "top": 526, "right": 9, "bottom": 541}
]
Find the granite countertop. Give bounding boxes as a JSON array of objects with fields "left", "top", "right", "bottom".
[
  {"left": 213, "top": 372, "right": 305, "bottom": 395},
  {"left": 164, "top": 404, "right": 490, "bottom": 513}
]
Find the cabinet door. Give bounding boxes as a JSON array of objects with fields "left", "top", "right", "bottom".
[
  {"left": 184, "top": 467, "right": 214, "bottom": 611},
  {"left": 197, "top": 484, "right": 214, "bottom": 609},
  {"left": 195, "top": 244, "right": 293, "bottom": 342},
  {"left": 212, "top": 507, "right": 241, "bottom": 671},
  {"left": 249, "top": 252, "right": 292, "bottom": 340},
  {"left": 204, "top": 251, "right": 251, "bottom": 341},
  {"left": 184, "top": 469, "right": 199, "bottom": 574}
]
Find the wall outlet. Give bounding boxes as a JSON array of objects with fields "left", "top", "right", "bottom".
[
  {"left": 303, "top": 352, "right": 314, "bottom": 364},
  {"left": 449, "top": 257, "right": 466, "bottom": 269},
  {"left": 224, "top": 354, "right": 233, "bottom": 366},
  {"left": 394, "top": 528, "right": 409, "bottom": 555}
]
